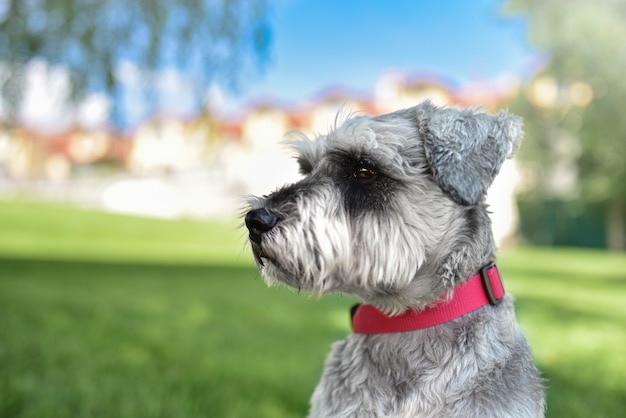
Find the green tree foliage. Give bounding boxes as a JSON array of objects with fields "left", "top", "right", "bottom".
[
  {"left": 506, "top": 0, "right": 626, "bottom": 249},
  {"left": 0, "top": 0, "right": 271, "bottom": 121}
]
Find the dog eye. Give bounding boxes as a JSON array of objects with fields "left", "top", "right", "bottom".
[{"left": 353, "top": 163, "right": 378, "bottom": 181}]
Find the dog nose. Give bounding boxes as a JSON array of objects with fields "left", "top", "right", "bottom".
[{"left": 245, "top": 208, "right": 279, "bottom": 244}]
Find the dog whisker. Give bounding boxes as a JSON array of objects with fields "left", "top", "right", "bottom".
[{"left": 242, "top": 101, "right": 545, "bottom": 417}]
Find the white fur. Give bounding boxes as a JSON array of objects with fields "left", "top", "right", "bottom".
[{"left": 245, "top": 102, "right": 545, "bottom": 417}]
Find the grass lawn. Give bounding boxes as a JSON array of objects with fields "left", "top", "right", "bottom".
[{"left": 1, "top": 200, "right": 625, "bottom": 417}]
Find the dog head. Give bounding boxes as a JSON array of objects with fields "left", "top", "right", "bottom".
[{"left": 245, "top": 101, "right": 522, "bottom": 313}]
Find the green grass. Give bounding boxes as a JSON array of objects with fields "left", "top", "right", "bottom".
[
  {"left": 1, "top": 200, "right": 625, "bottom": 417},
  {"left": 0, "top": 199, "right": 248, "bottom": 264}
]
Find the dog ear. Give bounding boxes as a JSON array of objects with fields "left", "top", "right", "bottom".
[
  {"left": 415, "top": 101, "right": 523, "bottom": 206},
  {"left": 285, "top": 134, "right": 325, "bottom": 175}
]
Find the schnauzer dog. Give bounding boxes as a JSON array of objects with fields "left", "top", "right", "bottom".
[{"left": 244, "top": 101, "right": 545, "bottom": 417}]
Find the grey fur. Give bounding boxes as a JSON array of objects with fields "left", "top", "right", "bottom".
[
  {"left": 244, "top": 101, "right": 545, "bottom": 417},
  {"left": 415, "top": 102, "right": 523, "bottom": 206}
]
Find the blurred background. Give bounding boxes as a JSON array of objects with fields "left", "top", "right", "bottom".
[{"left": 0, "top": 1, "right": 624, "bottom": 417}]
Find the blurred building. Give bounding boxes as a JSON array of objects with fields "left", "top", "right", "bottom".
[{"left": 0, "top": 72, "right": 521, "bottom": 244}]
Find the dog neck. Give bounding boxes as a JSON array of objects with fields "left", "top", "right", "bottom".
[{"left": 351, "top": 262, "right": 504, "bottom": 334}]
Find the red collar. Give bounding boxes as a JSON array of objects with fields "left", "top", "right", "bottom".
[{"left": 351, "top": 262, "right": 505, "bottom": 334}]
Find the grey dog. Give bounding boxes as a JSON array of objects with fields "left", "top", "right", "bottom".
[{"left": 244, "top": 101, "right": 545, "bottom": 417}]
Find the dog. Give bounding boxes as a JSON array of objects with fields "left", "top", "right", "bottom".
[{"left": 244, "top": 101, "right": 545, "bottom": 417}]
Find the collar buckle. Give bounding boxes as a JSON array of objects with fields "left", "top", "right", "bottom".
[{"left": 480, "top": 261, "right": 504, "bottom": 306}]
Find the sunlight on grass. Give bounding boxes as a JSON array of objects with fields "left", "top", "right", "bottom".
[
  {"left": 499, "top": 247, "right": 626, "bottom": 418},
  {"left": 0, "top": 200, "right": 624, "bottom": 418},
  {"left": 0, "top": 199, "right": 250, "bottom": 265}
]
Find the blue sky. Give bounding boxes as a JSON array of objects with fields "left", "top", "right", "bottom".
[
  {"left": 231, "top": 0, "right": 538, "bottom": 109},
  {"left": 112, "top": 0, "right": 539, "bottom": 127},
  {"left": 17, "top": 0, "right": 539, "bottom": 131}
]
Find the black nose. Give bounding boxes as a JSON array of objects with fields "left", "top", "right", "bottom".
[{"left": 245, "top": 208, "right": 279, "bottom": 244}]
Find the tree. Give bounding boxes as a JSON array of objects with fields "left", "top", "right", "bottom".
[
  {"left": 505, "top": 0, "right": 626, "bottom": 250},
  {"left": 0, "top": 0, "right": 271, "bottom": 127}
]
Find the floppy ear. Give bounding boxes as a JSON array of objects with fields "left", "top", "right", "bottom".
[{"left": 416, "top": 101, "right": 523, "bottom": 206}]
